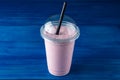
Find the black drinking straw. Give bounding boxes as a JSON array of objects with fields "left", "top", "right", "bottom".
[{"left": 56, "top": 2, "right": 67, "bottom": 35}]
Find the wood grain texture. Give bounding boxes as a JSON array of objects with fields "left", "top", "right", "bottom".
[{"left": 0, "top": 0, "right": 120, "bottom": 79}]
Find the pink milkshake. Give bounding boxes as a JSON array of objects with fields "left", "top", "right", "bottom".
[{"left": 40, "top": 16, "right": 80, "bottom": 76}]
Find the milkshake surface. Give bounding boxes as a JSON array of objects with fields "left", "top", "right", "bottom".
[{"left": 41, "top": 21, "right": 79, "bottom": 42}]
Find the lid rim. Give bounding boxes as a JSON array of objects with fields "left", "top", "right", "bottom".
[{"left": 40, "top": 23, "right": 80, "bottom": 42}]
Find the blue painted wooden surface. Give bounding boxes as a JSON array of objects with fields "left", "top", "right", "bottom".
[{"left": 0, "top": 0, "right": 120, "bottom": 79}]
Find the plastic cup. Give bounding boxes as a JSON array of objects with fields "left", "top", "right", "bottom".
[{"left": 40, "top": 15, "right": 80, "bottom": 76}]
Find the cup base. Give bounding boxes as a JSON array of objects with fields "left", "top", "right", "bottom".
[{"left": 48, "top": 69, "right": 70, "bottom": 76}]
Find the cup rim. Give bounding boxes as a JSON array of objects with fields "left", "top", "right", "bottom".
[{"left": 40, "top": 21, "right": 80, "bottom": 42}]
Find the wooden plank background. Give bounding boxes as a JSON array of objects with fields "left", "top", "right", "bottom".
[{"left": 0, "top": 0, "right": 120, "bottom": 79}]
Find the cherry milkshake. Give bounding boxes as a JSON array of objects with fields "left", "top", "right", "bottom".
[{"left": 40, "top": 19, "right": 80, "bottom": 76}]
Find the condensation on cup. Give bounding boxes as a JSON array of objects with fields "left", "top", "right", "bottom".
[{"left": 40, "top": 15, "right": 80, "bottom": 76}]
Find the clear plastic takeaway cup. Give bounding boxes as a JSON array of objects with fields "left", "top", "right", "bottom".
[{"left": 40, "top": 15, "right": 80, "bottom": 76}]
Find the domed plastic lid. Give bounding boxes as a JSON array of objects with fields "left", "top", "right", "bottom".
[{"left": 40, "top": 15, "right": 80, "bottom": 42}]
